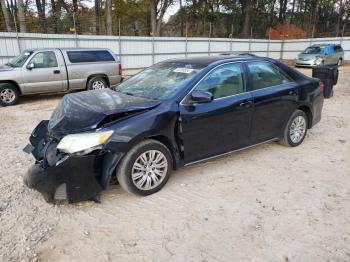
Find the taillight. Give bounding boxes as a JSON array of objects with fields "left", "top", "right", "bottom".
[
  {"left": 118, "top": 64, "right": 122, "bottom": 76},
  {"left": 319, "top": 81, "right": 325, "bottom": 90}
]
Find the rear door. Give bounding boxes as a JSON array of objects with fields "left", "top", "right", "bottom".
[
  {"left": 246, "top": 61, "right": 298, "bottom": 143},
  {"left": 179, "top": 62, "right": 254, "bottom": 163},
  {"left": 21, "top": 50, "right": 66, "bottom": 93}
]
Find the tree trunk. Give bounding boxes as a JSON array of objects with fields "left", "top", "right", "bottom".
[
  {"left": 179, "top": 0, "right": 183, "bottom": 36},
  {"left": 106, "top": 0, "right": 112, "bottom": 35},
  {"left": 94, "top": 0, "right": 100, "bottom": 34},
  {"left": 35, "top": 0, "right": 46, "bottom": 32},
  {"left": 241, "top": 0, "right": 252, "bottom": 38},
  {"left": 150, "top": 0, "right": 157, "bottom": 36},
  {"left": 1, "top": 0, "right": 12, "bottom": 31},
  {"left": 17, "top": 0, "right": 26, "bottom": 32}
]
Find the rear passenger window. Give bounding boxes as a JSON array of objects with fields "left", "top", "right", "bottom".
[
  {"left": 247, "top": 62, "right": 292, "bottom": 90},
  {"left": 67, "top": 50, "right": 115, "bottom": 63}
]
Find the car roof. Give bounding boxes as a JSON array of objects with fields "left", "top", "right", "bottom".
[{"left": 162, "top": 55, "right": 264, "bottom": 67}]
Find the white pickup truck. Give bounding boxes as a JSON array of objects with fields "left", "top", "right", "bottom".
[{"left": 0, "top": 48, "right": 122, "bottom": 106}]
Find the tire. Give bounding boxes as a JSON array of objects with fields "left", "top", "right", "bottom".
[
  {"left": 279, "top": 110, "right": 308, "bottom": 147},
  {"left": 87, "top": 76, "right": 108, "bottom": 90},
  {"left": 116, "top": 139, "right": 173, "bottom": 196},
  {"left": 0, "top": 83, "right": 19, "bottom": 106},
  {"left": 337, "top": 58, "right": 342, "bottom": 67}
]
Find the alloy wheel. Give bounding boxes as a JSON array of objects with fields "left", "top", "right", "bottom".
[
  {"left": 131, "top": 150, "right": 168, "bottom": 190},
  {"left": 92, "top": 80, "right": 106, "bottom": 90},
  {"left": 0, "top": 88, "right": 16, "bottom": 104},
  {"left": 290, "top": 116, "right": 306, "bottom": 144}
]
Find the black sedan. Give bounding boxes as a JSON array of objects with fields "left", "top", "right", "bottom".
[{"left": 24, "top": 55, "right": 324, "bottom": 203}]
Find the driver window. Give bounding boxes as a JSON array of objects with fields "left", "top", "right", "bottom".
[
  {"left": 195, "top": 63, "right": 245, "bottom": 99},
  {"left": 30, "top": 52, "right": 58, "bottom": 68}
]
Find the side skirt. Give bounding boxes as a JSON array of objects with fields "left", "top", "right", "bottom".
[{"left": 184, "top": 138, "right": 279, "bottom": 166}]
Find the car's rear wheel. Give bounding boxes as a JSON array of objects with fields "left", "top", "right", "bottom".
[
  {"left": 0, "top": 83, "right": 19, "bottom": 106},
  {"left": 279, "top": 110, "right": 308, "bottom": 147},
  {"left": 116, "top": 139, "right": 173, "bottom": 196},
  {"left": 87, "top": 77, "right": 108, "bottom": 90}
]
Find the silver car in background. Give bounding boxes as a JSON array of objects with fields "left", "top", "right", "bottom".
[
  {"left": 294, "top": 44, "right": 344, "bottom": 67},
  {"left": 0, "top": 48, "right": 122, "bottom": 106}
]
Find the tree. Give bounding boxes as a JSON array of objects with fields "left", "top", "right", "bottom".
[
  {"left": 106, "top": 0, "right": 112, "bottom": 35},
  {"left": 17, "top": 0, "right": 26, "bottom": 32},
  {"left": 35, "top": 0, "right": 46, "bottom": 32},
  {"left": 149, "top": 0, "right": 173, "bottom": 36},
  {"left": 1, "top": 0, "right": 12, "bottom": 32},
  {"left": 240, "top": 0, "right": 252, "bottom": 37},
  {"left": 94, "top": 0, "right": 100, "bottom": 34}
]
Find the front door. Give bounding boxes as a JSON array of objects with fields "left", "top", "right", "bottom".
[
  {"left": 21, "top": 51, "right": 66, "bottom": 93},
  {"left": 179, "top": 62, "right": 253, "bottom": 163}
]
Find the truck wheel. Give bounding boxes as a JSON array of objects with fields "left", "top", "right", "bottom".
[
  {"left": 87, "top": 77, "right": 108, "bottom": 90},
  {"left": 279, "top": 110, "right": 308, "bottom": 147},
  {"left": 116, "top": 139, "right": 173, "bottom": 196},
  {"left": 0, "top": 83, "right": 19, "bottom": 106}
]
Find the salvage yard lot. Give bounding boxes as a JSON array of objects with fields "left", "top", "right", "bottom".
[{"left": 1, "top": 66, "right": 350, "bottom": 262}]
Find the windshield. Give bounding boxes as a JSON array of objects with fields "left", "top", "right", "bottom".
[
  {"left": 114, "top": 62, "right": 205, "bottom": 100},
  {"left": 302, "top": 46, "right": 324, "bottom": 54},
  {"left": 6, "top": 51, "right": 33, "bottom": 67}
]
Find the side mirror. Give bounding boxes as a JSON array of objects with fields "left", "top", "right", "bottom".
[
  {"left": 27, "top": 62, "right": 35, "bottom": 70},
  {"left": 190, "top": 90, "right": 213, "bottom": 104}
]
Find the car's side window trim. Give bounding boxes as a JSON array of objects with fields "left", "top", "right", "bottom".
[{"left": 180, "top": 61, "right": 247, "bottom": 104}]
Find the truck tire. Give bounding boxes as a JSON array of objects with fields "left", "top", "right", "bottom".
[
  {"left": 87, "top": 77, "right": 108, "bottom": 90},
  {"left": 0, "top": 83, "right": 19, "bottom": 106}
]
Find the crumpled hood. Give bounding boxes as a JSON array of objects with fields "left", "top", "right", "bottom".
[
  {"left": 0, "top": 64, "right": 14, "bottom": 72},
  {"left": 48, "top": 89, "right": 161, "bottom": 136}
]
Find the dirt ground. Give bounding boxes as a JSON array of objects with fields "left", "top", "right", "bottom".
[{"left": 0, "top": 66, "right": 350, "bottom": 262}]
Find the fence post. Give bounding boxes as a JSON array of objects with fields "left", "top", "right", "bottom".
[
  {"left": 230, "top": 23, "right": 233, "bottom": 52},
  {"left": 248, "top": 26, "right": 252, "bottom": 52},
  {"left": 11, "top": 10, "right": 21, "bottom": 53},
  {"left": 118, "top": 18, "right": 122, "bottom": 66},
  {"left": 267, "top": 27, "right": 271, "bottom": 58},
  {"left": 73, "top": 12, "right": 78, "bottom": 47},
  {"left": 208, "top": 22, "right": 211, "bottom": 55},
  {"left": 280, "top": 26, "right": 285, "bottom": 60},
  {"left": 310, "top": 24, "right": 315, "bottom": 46},
  {"left": 152, "top": 36, "right": 155, "bottom": 65},
  {"left": 340, "top": 24, "right": 345, "bottom": 45},
  {"left": 185, "top": 23, "right": 188, "bottom": 57}
]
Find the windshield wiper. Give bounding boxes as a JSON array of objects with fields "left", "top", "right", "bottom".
[{"left": 5, "top": 62, "right": 14, "bottom": 67}]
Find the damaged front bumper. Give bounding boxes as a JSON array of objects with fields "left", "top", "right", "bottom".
[
  {"left": 23, "top": 121, "right": 123, "bottom": 203},
  {"left": 24, "top": 155, "right": 104, "bottom": 203}
]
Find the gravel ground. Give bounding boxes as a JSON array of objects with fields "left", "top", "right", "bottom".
[{"left": 0, "top": 66, "right": 349, "bottom": 262}]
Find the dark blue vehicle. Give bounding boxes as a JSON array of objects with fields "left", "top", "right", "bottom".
[{"left": 24, "top": 55, "right": 324, "bottom": 203}]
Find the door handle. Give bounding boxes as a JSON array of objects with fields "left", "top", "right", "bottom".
[
  {"left": 288, "top": 90, "right": 297, "bottom": 96},
  {"left": 53, "top": 70, "right": 60, "bottom": 74},
  {"left": 239, "top": 100, "right": 253, "bottom": 108}
]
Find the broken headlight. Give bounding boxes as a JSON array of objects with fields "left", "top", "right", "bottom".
[{"left": 57, "top": 130, "right": 113, "bottom": 154}]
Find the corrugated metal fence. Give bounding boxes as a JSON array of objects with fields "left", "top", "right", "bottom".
[{"left": 0, "top": 32, "right": 349, "bottom": 70}]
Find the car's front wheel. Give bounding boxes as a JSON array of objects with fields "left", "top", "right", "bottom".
[
  {"left": 279, "top": 110, "right": 308, "bottom": 147},
  {"left": 0, "top": 83, "right": 19, "bottom": 106},
  {"left": 116, "top": 139, "right": 173, "bottom": 196}
]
